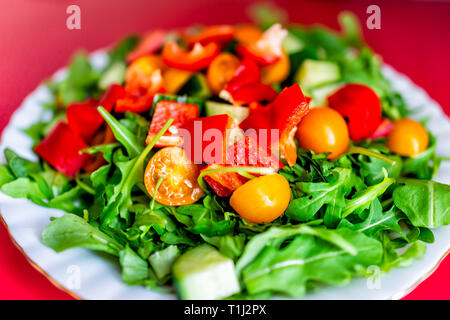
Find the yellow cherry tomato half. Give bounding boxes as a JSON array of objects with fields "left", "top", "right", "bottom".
[
  {"left": 261, "top": 50, "right": 290, "bottom": 85},
  {"left": 144, "top": 147, "right": 204, "bottom": 206},
  {"left": 387, "top": 118, "right": 429, "bottom": 157},
  {"left": 296, "top": 107, "right": 350, "bottom": 159},
  {"left": 230, "top": 174, "right": 290, "bottom": 224}
]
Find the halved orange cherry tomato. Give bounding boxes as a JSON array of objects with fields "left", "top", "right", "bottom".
[
  {"left": 261, "top": 50, "right": 290, "bottom": 84},
  {"left": 162, "top": 41, "right": 220, "bottom": 71},
  {"left": 144, "top": 147, "right": 204, "bottom": 206},
  {"left": 207, "top": 53, "right": 241, "bottom": 94},
  {"left": 230, "top": 174, "right": 290, "bottom": 223},
  {"left": 296, "top": 107, "right": 350, "bottom": 159},
  {"left": 387, "top": 118, "right": 429, "bottom": 157},
  {"left": 233, "top": 24, "right": 263, "bottom": 46},
  {"left": 187, "top": 25, "right": 234, "bottom": 46}
]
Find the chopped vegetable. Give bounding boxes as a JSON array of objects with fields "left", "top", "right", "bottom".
[
  {"left": 146, "top": 100, "right": 199, "bottom": 147},
  {"left": 2, "top": 7, "right": 448, "bottom": 300},
  {"left": 296, "top": 107, "right": 350, "bottom": 159},
  {"left": 162, "top": 41, "right": 220, "bottom": 71},
  {"left": 230, "top": 173, "right": 290, "bottom": 223},
  {"left": 387, "top": 118, "right": 429, "bottom": 157},
  {"left": 34, "top": 122, "right": 91, "bottom": 178},
  {"left": 240, "top": 83, "right": 310, "bottom": 166},
  {"left": 144, "top": 147, "right": 204, "bottom": 206},
  {"left": 328, "top": 83, "right": 382, "bottom": 141}
]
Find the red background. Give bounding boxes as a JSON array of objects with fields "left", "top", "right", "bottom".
[{"left": 0, "top": 0, "right": 449, "bottom": 299}]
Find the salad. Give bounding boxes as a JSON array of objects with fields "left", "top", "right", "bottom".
[{"left": 1, "top": 7, "right": 449, "bottom": 300}]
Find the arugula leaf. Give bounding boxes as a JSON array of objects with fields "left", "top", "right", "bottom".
[
  {"left": 98, "top": 107, "right": 143, "bottom": 157},
  {"left": 236, "top": 224, "right": 357, "bottom": 277},
  {"left": 286, "top": 168, "right": 353, "bottom": 222},
  {"left": 174, "top": 203, "right": 235, "bottom": 237},
  {"left": 148, "top": 245, "right": 180, "bottom": 280},
  {"left": 201, "top": 234, "right": 246, "bottom": 261},
  {"left": 241, "top": 228, "right": 382, "bottom": 297},
  {"left": 4, "top": 148, "right": 41, "bottom": 178},
  {"left": 393, "top": 179, "right": 450, "bottom": 228},
  {"left": 120, "top": 245, "right": 150, "bottom": 284},
  {"left": 57, "top": 53, "right": 99, "bottom": 105},
  {"left": 401, "top": 136, "right": 441, "bottom": 180},
  {"left": 342, "top": 172, "right": 395, "bottom": 218},
  {"left": 378, "top": 232, "right": 427, "bottom": 272},
  {"left": 0, "top": 165, "right": 15, "bottom": 186},
  {"left": 42, "top": 213, "right": 124, "bottom": 255},
  {"left": 338, "top": 198, "right": 405, "bottom": 238}
]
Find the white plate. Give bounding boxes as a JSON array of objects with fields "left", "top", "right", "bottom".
[{"left": 1, "top": 51, "right": 449, "bottom": 300}]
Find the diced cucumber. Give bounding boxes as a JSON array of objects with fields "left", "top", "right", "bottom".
[
  {"left": 178, "top": 73, "right": 211, "bottom": 99},
  {"left": 205, "top": 101, "right": 249, "bottom": 124},
  {"left": 283, "top": 31, "right": 304, "bottom": 54},
  {"left": 309, "top": 83, "right": 344, "bottom": 107},
  {"left": 148, "top": 245, "right": 180, "bottom": 280},
  {"left": 173, "top": 244, "right": 240, "bottom": 300},
  {"left": 98, "top": 61, "right": 126, "bottom": 90},
  {"left": 295, "top": 59, "right": 340, "bottom": 91}
]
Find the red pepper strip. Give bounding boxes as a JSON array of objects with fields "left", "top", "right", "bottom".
[
  {"left": 328, "top": 83, "right": 382, "bottom": 141},
  {"left": 67, "top": 84, "right": 125, "bottom": 142},
  {"left": 187, "top": 25, "right": 234, "bottom": 46},
  {"left": 162, "top": 41, "right": 220, "bottom": 71},
  {"left": 222, "top": 58, "right": 260, "bottom": 95},
  {"left": 240, "top": 84, "right": 310, "bottom": 167},
  {"left": 201, "top": 163, "right": 247, "bottom": 197},
  {"left": 225, "top": 135, "right": 283, "bottom": 171},
  {"left": 370, "top": 118, "right": 393, "bottom": 140},
  {"left": 228, "top": 82, "right": 278, "bottom": 105},
  {"left": 146, "top": 100, "right": 199, "bottom": 147},
  {"left": 202, "top": 135, "right": 283, "bottom": 197},
  {"left": 34, "top": 122, "right": 91, "bottom": 178},
  {"left": 126, "top": 30, "right": 167, "bottom": 63},
  {"left": 234, "top": 24, "right": 287, "bottom": 66},
  {"left": 235, "top": 44, "right": 280, "bottom": 66},
  {"left": 180, "top": 114, "right": 241, "bottom": 164},
  {"left": 116, "top": 70, "right": 165, "bottom": 113}
]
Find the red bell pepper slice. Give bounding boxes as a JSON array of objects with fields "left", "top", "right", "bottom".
[
  {"left": 235, "top": 24, "right": 287, "bottom": 66},
  {"left": 201, "top": 163, "right": 247, "bottom": 197},
  {"left": 220, "top": 58, "right": 270, "bottom": 105},
  {"left": 230, "top": 82, "right": 278, "bottom": 105},
  {"left": 328, "top": 83, "right": 382, "bottom": 141},
  {"left": 126, "top": 30, "right": 167, "bottom": 63},
  {"left": 146, "top": 100, "right": 199, "bottom": 147},
  {"left": 225, "top": 135, "right": 283, "bottom": 170},
  {"left": 187, "top": 25, "right": 234, "bottom": 46},
  {"left": 67, "top": 84, "right": 125, "bottom": 142},
  {"left": 240, "top": 83, "right": 310, "bottom": 166},
  {"left": 180, "top": 114, "right": 241, "bottom": 164},
  {"left": 34, "top": 122, "right": 91, "bottom": 178},
  {"left": 116, "top": 70, "right": 164, "bottom": 113},
  {"left": 221, "top": 58, "right": 260, "bottom": 95},
  {"left": 162, "top": 41, "right": 220, "bottom": 71},
  {"left": 202, "top": 135, "right": 283, "bottom": 197}
]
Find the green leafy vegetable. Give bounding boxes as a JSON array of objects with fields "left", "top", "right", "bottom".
[
  {"left": 393, "top": 179, "right": 450, "bottom": 228},
  {"left": 42, "top": 213, "right": 123, "bottom": 255}
]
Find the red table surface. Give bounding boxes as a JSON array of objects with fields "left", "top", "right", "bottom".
[{"left": 0, "top": 0, "right": 449, "bottom": 300}]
